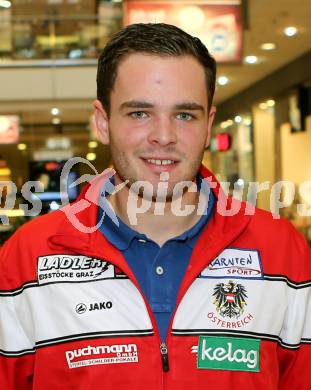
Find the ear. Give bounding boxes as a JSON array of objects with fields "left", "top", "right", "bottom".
[
  {"left": 93, "top": 99, "right": 110, "bottom": 145},
  {"left": 205, "top": 105, "right": 216, "bottom": 148}
]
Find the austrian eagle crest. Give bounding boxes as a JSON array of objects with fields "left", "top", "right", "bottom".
[{"left": 213, "top": 280, "right": 247, "bottom": 319}]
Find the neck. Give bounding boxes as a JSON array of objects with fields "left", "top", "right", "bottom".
[{"left": 108, "top": 177, "right": 207, "bottom": 246}]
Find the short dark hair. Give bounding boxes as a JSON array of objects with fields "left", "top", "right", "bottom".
[{"left": 97, "top": 23, "right": 216, "bottom": 115}]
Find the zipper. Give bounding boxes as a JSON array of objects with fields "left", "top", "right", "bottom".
[
  {"left": 56, "top": 245, "right": 169, "bottom": 380},
  {"left": 160, "top": 342, "right": 169, "bottom": 372}
]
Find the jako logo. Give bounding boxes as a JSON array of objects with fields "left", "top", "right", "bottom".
[
  {"left": 197, "top": 336, "right": 260, "bottom": 372},
  {"left": 75, "top": 301, "right": 113, "bottom": 314},
  {"left": 75, "top": 303, "right": 87, "bottom": 314},
  {"left": 65, "top": 344, "right": 138, "bottom": 369}
]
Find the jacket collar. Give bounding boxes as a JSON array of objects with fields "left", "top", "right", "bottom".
[{"left": 48, "top": 165, "right": 253, "bottom": 280}]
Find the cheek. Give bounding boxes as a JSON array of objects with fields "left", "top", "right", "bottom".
[
  {"left": 179, "top": 129, "right": 208, "bottom": 153},
  {"left": 109, "top": 121, "right": 144, "bottom": 149}
]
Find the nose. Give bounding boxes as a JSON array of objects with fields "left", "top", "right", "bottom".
[{"left": 147, "top": 116, "right": 177, "bottom": 146}]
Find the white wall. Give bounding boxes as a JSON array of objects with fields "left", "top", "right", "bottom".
[
  {"left": 280, "top": 116, "right": 311, "bottom": 185},
  {"left": 0, "top": 66, "right": 96, "bottom": 100},
  {"left": 253, "top": 106, "right": 276, "bottom": 210}
]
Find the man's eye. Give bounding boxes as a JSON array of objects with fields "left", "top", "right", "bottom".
[
  {"left": 129, "top": 111, "right": 148, "bottom": 119},
  {"left": 176, "top": 112, "right": 194, "bottom": 121}
]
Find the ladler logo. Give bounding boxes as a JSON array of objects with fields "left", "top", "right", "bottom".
[
  {"left": 37, "top": 255, "right": 115, "bottom": 284},
  {"left": 65, "top": 343, "right": 138, "bottom": 369},
  {"left": 197, "top": 336, "right": 260, "bottom": 372}
]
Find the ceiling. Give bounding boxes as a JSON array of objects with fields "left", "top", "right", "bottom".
[{"left": 214, "top": 0, "right": 311, "bottom": 104}]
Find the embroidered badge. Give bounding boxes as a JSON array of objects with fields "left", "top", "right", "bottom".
[
  {"left": 213, "top": 280, "right": 247, "bottom": 318},
  {"left": 207, "top": 280, "right": 254, "bottom": 329},
  {"left": 37, "top": 255, "right": 116, "bottom": 284},
  {"left": 200, "top": 248, "right": 263, "bottom": 279}
]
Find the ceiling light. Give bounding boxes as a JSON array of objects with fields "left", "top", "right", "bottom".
[
  {"left": 243, "top": 117, "right": 252, "bottom": 126},
  {"left": 217, "top": 76, "right": 229, "bottom": 86},
  {"left": 234, "top": 115, "right": 242, "bottom": 123},
  {"left": 86, "top": 152, "right": 96, "bottom": 161},
  {"left": 52, "top": 117, "right": 61, "bottom": 125},
  {"left": 260, "top": 42, "right": 276, "bottom": 51},
  {"left": 245, "top": 55, "right": 258, "bottom": 64},
  {"left": 0, "top": 0, "right": 11, "bottom": 8},
  {"left": 284, "top": 26, "right": 297, "bottom": 37},
  {"left": 51, "top": 107, "right": 60, "bottom": 116},
  {"left": 17, "top": 143, "right": 27, "bottom": 151},
  {"left": 220, "top": 119, "right": 234, "bottom": 129},
  {"left": 88, "top": 141, "right": 98, "bottom": 149},
  {"left": 259, "top": 102, "right": 268, "bottom": 110},
  {"left": 267, "top": 99, "right": 275, "bottom": 107}
]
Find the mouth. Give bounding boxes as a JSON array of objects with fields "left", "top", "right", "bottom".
[
  {"left": 141, "top": 157, "right": 179, "bottom": 171},
  {"left": 145, "top": 158, "right": 176, "bottom": 166}
]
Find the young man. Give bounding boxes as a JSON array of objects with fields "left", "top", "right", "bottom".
[{"left": 0, "top": 23, "right": 310, "bottom": 389}]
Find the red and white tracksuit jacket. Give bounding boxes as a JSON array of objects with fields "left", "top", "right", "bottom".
[{"left": 1, "top": 166, "right": 311, "bottom": 389}]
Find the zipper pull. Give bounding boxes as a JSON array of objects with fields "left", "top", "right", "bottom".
[{"left": 160, "top": 342, "right": 169, "bottom": 372}]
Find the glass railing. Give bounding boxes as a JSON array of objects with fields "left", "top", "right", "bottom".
[{"left": 0, "top": 12, "right": 122, "bottom": 62}]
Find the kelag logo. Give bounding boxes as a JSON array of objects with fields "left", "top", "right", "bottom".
[{"left": 197, "top": 336, "right": 260, "bottom": 372}]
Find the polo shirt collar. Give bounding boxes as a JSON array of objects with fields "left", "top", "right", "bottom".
[{"left": 98, "top": 175, "right": 214, "bottom": 250}]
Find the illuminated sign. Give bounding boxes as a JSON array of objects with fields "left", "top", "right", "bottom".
[
  {"left": 0, "top": 116, "right": 20, "bottom": 144},
  {"left": 210, "top": 133, "right": 231, "bottom": 151},
  {"left": 216, "top": 133, "right": 231, "bottom": 151},
  {"left": 124, "top": 1, "right": 243, "bottom": 63}
]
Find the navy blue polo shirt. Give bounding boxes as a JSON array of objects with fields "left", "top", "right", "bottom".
[{"left": 98, "top": 177, "right": 215, "bottom": 340}]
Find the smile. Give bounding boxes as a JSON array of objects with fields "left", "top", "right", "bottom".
[{"left": 146, "top": 159, "right": 175, "bottom": 166}]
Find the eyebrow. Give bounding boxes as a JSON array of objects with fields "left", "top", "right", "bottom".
[
  {"left": 120, "top": 100, "right": 205, "bottom": 113},
  {"left": 120, "top": 101, "right": 154, "bottom": 110},
  {"left": 174, "top": 102, "right": 205, "bottom": 113}
]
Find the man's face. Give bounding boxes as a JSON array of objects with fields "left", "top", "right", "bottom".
[{"left": 95, "top": 53, "right": 215, "bottom": 200}]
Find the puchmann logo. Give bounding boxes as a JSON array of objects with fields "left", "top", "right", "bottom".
[
  {"left": 65, "top": 343, "right": 138, "bottom": 369},
  {"left": 197, "top": 336, "right": 260, "bottom": 372}
]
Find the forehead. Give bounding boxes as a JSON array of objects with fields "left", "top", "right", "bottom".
[{"left": 111, "top": 53, "right": 208, "bottom": 107}]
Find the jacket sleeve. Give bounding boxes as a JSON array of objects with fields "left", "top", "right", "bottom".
[
  {"left": 277, "top": 231, "right": 311, "bottom": 389},
  {"left": 0, "top": 232, "right": 35, "bottom": 389}
]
